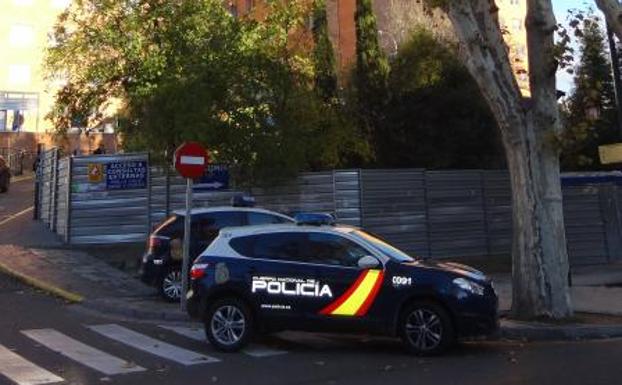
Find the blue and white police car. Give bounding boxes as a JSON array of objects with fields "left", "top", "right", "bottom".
[{"left": 186, "top": 214, "right": 498, "bottom": 355}]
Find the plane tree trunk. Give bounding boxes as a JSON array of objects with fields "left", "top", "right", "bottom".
[
  {"left": 428, "top": 0, "right": 572, "bottom": 318},
  {"left": 595, "top": 0, "right": 622, "bottom": 41}
]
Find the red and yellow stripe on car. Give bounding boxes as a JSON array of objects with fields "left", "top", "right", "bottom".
[{"left": 319, "top": 270, "right": 384, "bottom": 317}]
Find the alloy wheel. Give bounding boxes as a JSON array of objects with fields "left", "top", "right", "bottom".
[
  {"left": 405, "top": 308, "right": 443, "bottom": 351},
  {"left": 162, "top": 270, "right": 182, "bottom": 300},
  {"left": 210, "top": 305, "right": 246, "bottom": 346}
]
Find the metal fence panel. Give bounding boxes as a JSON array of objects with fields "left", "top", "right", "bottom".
[
  {"left": 562, "top": 184, "right": 609, "bottom": 265},
  {"left": 34, "top": 154, "right": 622, "bottom": 266},
  {"left": 68, "top": 153, "right": 150, "bottom": 244},
  {"left": 251, "top": 172, "right": 336, "bottom": 216},
  {"left": 360, "top": 169, "right": 428, "bottom": 257},
  {"left": 425, "top": 170, "right": 488, "bottom": 258}
]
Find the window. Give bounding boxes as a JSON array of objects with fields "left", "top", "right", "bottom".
[
  {"left": 9, "top": 24, "right": 34, "bottom": 47},
  {"left": 304, "top": 233, "right": 369, "bottom": 267},
  {"left": 510, "top": 0, "right": 519, "bottom": 5},
  {"left": 512, "top": 18, "right": 523, "bottom": 31},
  {"left": 245, "top": 0, "right": 253, "bottom": 11},
  {"left": 195, "top": 211, "right": 244, "bottom": 240},
  {"left": 231, "top": 233, "right": 306, "bottom": 261},
  {"left": 247, "top": 212, "right": 290, "bottom": 226},
  {"left": 8, "top": 65, "right": 31, "bottom": 86},
  {"left": 51, "top": 0, "right": 71, "bottom": 9}
]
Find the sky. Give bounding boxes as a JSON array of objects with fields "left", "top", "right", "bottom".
[{"left": 553, "top": 0, "right": 596, "bottom": 92}]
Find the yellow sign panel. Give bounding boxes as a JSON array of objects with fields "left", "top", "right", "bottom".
[
  {"left": 87, "top": 163, "right": 104, "bottom": 183},
  {"left": 599, "top": 143, "right": 622, "bottom": 165}
]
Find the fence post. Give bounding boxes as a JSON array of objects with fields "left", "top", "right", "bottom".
[
  {"left": 599, "top": 184, "right": 622, "bottom": 262},
  {"left": 65, "top": 156, "right": 73, "bottom": 244},
  {"left": 146, "top": 153, "right": 152, "bottom": 234},
  {"left": 358, "top": 169, "right": 364, "bottom": 229},
  {"left": 423, "top": 170, "right": 432, "bottom": 258},
  {"left": 52, "top": 148, "right": 59, "bottom": 232},
  {"left": 480, "top": 171, "right": 492, "bottom": 257}
]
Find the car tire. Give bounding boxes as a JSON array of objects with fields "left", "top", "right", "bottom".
[
  {"left": 399, "top": 300, "right": 454, "bottom": 356},
  {"left": 204, "top": 297, "right": 253, "bottom": 352},
  {"left": 159, "top": 267, "right": 182, "bottom": 302}
]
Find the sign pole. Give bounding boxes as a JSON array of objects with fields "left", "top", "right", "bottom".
[
  {"left": 181, "top": 177, "right": 193, "bottom": 312},
  {"left": 174, "top": 141, "right": 208, "bottom": 312}
]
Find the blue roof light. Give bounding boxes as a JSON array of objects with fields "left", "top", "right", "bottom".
[
  {"left": 294, "top": 213, "right": 336, "bottom": 226},
  {"left": 231, "top": 196, "right": 256, "bottom": 207}
]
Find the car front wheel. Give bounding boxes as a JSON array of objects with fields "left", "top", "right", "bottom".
[
  {"left": 399, "top": 301, "right": 454, "bottom": 355},
  {"left": 205, "top": 298, "right": 253, "bottom": 352}
]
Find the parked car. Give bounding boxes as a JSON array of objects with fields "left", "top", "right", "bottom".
[
  {"left": 0, "top": 155, "right": 11, "bottom": 193},
  {"left": 186, "top": 214, "right": 498, "bottom": 355},
  {"left": 138, "top": 205, "right": 293, "bottom": 301}
]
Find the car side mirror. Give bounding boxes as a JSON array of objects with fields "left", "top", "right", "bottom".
[{"left": 358, "top": 255, "right": 380, "bottom": 269}]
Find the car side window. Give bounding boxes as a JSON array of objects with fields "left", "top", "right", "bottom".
[
  {"left": 304, "top": 233, "right": 370, "bottom": 267},
  {"left": 247, "top": 212, "right": 290, "bottom": 225},
  {"left": 195, "top": 212, "right": 244, "bottom": 241},
  {"left": 253, "top": 233, "right": 306, "bottom": 261},
  {"left": 230, "top": 232, "right": 306, "bottom": 262}
]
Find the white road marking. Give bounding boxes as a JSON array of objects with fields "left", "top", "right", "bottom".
[
  {"left": 21, "top": 329, "right": 145, "bottom": 376},
  {"left": 0, "top": 207, "right": 33, "bottom": 227},
  {"left": 88, "top": 324, "right": 219, "bottom": 365},
  {"left": 158, "top": 325, "right": 287, "bottom": 358},
  {"left": 0, "top": 344, "right": 64, "bottom": 385}
]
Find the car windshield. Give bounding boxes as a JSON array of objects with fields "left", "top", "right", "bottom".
[{"left": 353, "top": 230, "right": 416, "bottom": 263}]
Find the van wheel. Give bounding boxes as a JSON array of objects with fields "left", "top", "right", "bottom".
[
  {"left": 205, "top": 298, "right": 253, "bottom": 352},
  {"left": 399, "top": 301, "right": 454, "bottom": 355},
  {"left": 159, "top": 267, "right": 182, "bottom": 302}
]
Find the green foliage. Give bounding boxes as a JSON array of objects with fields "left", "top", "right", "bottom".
[
  {"left": 375, "top": 29, "right": 503, "bottom": 169},
  {"left": 561, "top": 10, "right": 619, "bottom": 170},
  {"left": 312, "top": 0, "right": 338, "bottom": 100},
  {"left": 46, "top": 0, "right": 367, "bottom": 185},
  {"left": 354, "top": 0, "right": 390, "bottom": 146}
]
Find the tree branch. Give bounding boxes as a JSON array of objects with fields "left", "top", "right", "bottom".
[{"left": 442, "top": 0, "right": 524, "bottom": 135}]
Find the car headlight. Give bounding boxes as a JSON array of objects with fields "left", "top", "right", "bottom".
[{"left": 453, "top": 277, "right": 485, "bottom": 296}]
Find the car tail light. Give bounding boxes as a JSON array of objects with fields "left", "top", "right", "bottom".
[
  {"left": 147, "top": 236, "right": 167, "bottom": 253},
  {"left": 190, "top": 263, "right": 209, "bottom": 280}
]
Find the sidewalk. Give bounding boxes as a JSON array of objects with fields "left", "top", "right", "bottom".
[{"left": 0, "top": 245, "right": 189, "bottom": 321}]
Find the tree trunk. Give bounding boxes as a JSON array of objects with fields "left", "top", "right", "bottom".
[
  {"left": 433, "top": 0, "right": 573, "bottom": 319},
  {"left": 503, "top": 116, "right": 572, "bottom": 319},
  {"left": 595, "top": 0, "right": 622, "bottom": 41}
]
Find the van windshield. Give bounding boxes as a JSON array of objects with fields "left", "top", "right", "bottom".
[{"left": 353, "top": 230, "right": 416, "bottom": 263}]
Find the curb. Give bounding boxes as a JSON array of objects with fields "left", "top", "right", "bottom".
[
  {"left": 0, "top": 261, "right": 84, "bottom": 303},
  {"left": 80, "top": 299, "right": 190, "bottom": 322},
  {"left": 499, "top": 320, "right": 622, "bottom": 341}
]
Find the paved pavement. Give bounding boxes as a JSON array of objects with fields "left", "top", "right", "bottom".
[{"left": 3, "top": 274, "right": 622, "bottom": 385}]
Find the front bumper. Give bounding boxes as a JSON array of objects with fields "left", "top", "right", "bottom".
[{"left": 451, "top": 284, "right": 499, "bottom": 337}]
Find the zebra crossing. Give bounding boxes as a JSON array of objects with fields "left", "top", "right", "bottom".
[{"left": 0, "top": 323, "right": 289, "bottom": 385}]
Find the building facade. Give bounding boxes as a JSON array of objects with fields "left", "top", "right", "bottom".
[
  {"left": 497, "top": 0, "right": 530, "bottom": 95},
  {"left": 0, "top": 0, "right": 70, "bottom": 133}
]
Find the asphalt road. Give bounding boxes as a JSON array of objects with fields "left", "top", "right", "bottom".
[
  {"left": 0, "top": 177, "right": 34, "bottom": 224},
  {"left": 0, "top": 178, "right": 61, "bottom": 247},
  {"left": 1, "top": 273, "right": 622, "bottom": 385}
]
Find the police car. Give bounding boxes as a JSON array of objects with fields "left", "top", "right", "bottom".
[{"left": 186, "top": 214, "right": 498, "bottom": 355}]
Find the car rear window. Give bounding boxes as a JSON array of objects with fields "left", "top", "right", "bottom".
[
  {"left": 153, "top": 215, "right": 183, "bottom": 238},
  {"left": 247, "top": 212, "right": 291, "bottom": 225}
]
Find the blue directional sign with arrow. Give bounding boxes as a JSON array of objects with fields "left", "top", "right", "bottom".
[{"left": 193, "top": 164, "right": 230, "bottom": 191}]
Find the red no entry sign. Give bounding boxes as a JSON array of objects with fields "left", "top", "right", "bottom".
[{"left": 174, "top": 142, "right": 209, "bottom": 179}]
